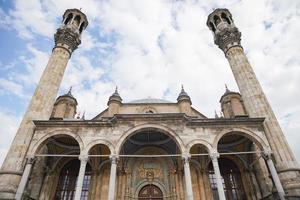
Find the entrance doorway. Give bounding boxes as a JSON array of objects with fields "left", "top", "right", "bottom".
[{"left": 138, "top": 185, "right": 163, "bottom": 200}]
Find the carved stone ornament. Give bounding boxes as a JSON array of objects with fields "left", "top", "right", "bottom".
[
  {"left": 138, "top": 161, "right": 162, "bottom": 179},
  {"left": 262, "top": 148, "right": 273, "bottom": 160},
  {"left": 54, "top": 27, "right": 81, "bottom": 54},
  {"left": 214, "top": 27, "right": 241, "bottom": 54},
  {"left": 26, "top": 156, "right": 36, "bottom": 164}
]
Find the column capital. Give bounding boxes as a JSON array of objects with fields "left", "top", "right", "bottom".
[
  {"left": 26, "top": 155, "right": 36, "bottom": 164},
  {"left": 79, "top": 155, "right": 89, "bottom": 163},
  {"left": 262, "top": 148, "right": 272, "bottom": 160},
  {"left": 182, "top": 153, "right": 191, "bottom": 164},
  {"left": 209, "top": 152, "right": 220, "bottom": 160},
  {"left": 109, "top": 154, "right": 119, "bottom": 164}
]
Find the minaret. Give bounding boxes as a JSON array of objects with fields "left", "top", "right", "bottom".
[
  {"left": 207, "top": 8, "right": 300, "bottom": 196},
  {"left": 0, "top": 9, "right": 88, "bottom": 198}
]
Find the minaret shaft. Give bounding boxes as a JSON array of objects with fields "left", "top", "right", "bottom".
[
  {"left": 0, "top": 47, "right": 70, "bottom": 200},
  {"left": 207, "top": 8, "right": 300, "bottom": 196},
  {"left": 226, "top": 46, "right": 296, "bottom": 166},
  {"left": 1, "top": 47, "right": 70, "bottom": 170},
  {"left": 0, "top": 8, "right": 88, "bottom": 199}
]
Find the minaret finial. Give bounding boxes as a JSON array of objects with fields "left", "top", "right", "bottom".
[
  {"left": 181, "top": 84, "right": 185, "bottom": 92},
  {"left": 215, "top": 110, "right": 219, "bottom": 118},
  {"left": 81, "top": 111, "right": 85, "bottom": 120},
  {"left": 225, "top": 84, "right": 228, "bottom": 90},
  {"left": 115, "top": 86, "right": 118, "bottom": 93},
  {"left": 68, "top": 86, "right": 73, "bottom": 95}
]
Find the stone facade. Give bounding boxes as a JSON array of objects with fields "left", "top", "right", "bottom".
[{"left": 0, "top": 7, "right": 299, "bottom": 200}]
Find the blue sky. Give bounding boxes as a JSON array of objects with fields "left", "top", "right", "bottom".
[{"left": 0, "top": 0, "right": 300, "bottom": 166}]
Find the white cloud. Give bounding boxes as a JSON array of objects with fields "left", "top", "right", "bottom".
[
  {"left": 0, "top": 78, "right": 24, "bottom": 98},
  {"left": 0, "top": 110, "right": 21, "bottom": 166}
]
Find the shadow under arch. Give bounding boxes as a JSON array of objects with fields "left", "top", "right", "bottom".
[
  {"left": 186, "top": 139, "right": 213, "bottom": 154},
  {"left": 115, "top": 123, "right": 185, "bottom": 154},
  {"left": 212, "top": 128, "right": 268, "bottom": 150},
  {"left": 83, "top": 139, "right": 115, "bottom": 155},
  {"left": 29, "top": 130, "right": 84, "bottom": 155}
]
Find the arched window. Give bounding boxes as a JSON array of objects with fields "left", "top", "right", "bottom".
[
  {"left": 55, "top": 159, "right": 91, "bottom": 200},
  {"left": 79, "top": 22, "right": 85, "bottom": 33},
  {"left": 208, "top": 158, "right": 246, "bottom": 200},
  {"left": 74, "top": 15, "right": 81, "bottom": 26},
  {"left": 209, "top": 22, "right": 216, "bottom": 32},
  {"left": 64, "top": 13, "right": 73, "bottom": 25},
  {"left": 214, "top": 15, "right": 221, "bottom": 26},
  {"left": 138, "top": 185, "right": 163, "bottom": 200},
  {"left": 221, "top": 13, "right": 231, "bottom": 25}
]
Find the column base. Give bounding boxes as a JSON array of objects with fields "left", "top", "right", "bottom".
[
  {"left": 284, "top": 185, "right": 300, "bottom": 199},
  {"left": 0, "top": 173, "right": 22, "bottom": 199},
  {"left": 0, "top": 190, "right": 16, "bottom": 200},
  {"left": 260, "top": 192, "right": 284, "bottom": 200}
]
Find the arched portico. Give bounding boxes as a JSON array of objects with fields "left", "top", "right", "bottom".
[
  {"left": 186, "top": 139, "right": 213, "bottom": 154},
  {"left": 29, "top": 130, "right": 84, "bottom": 155},
  {"left": 212, "top": 128, "right": 269, "bottom": 150},
  {"left": 84, "top": 139, "right": 115, "bottom": 155},
  {"left": 115, "top": 123, "right": 185, "bottom": 154},
  {"left": 115, "top": 126, "right": 185, "bottom": 200}
]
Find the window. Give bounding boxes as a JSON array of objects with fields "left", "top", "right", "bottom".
[
  {"left": 55, "top": 160, "right": 91, "bottom": 200},
  {"left": 64, "top": 13, "right": 73, "bottom": 25},
  {"left": 138, "top": 184, "right": 163, "bottom": 200},
  {"left": 209, "top": 158, "right": 246, "bottom": 200}
]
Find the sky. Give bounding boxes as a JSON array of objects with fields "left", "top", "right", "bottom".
[{"left": 0, "top": 0, "right": 299, "bottom": 166}]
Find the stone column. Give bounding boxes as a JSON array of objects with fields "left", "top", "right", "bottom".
[
  {"left": 15, "top": 156, "right": 35, "bottom": 200},
  {"left": 108, "top": 155, "right": 118, "bottom": 200},
  {"left": 262, "top": 150, "right": 286, "bottom": 200},
  {"left": 74, "top": 155, "right": 88, "bottom": 200},
  {"left": 0, "top": 9, "right": 88, "bottom": 199},
  {"left": 182, "top": 154, "right": 194, "bottom": 200},
  {"left": 210, "top": 153, "right": 226, "bottom": 200},
  {"left": 206, "top": 8, "right": 299, "bottom": 195}
]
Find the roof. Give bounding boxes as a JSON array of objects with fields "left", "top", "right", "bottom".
[{"left": 126, "top": 98, "right": 174, "bottom": 104}]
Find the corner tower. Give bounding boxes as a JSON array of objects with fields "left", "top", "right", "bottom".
[
  {"left": 0, "top": 9, "right": 88, "bottom": 199},
  {"left": 207, "top": 8, "right": 300, "bottom": 197}
]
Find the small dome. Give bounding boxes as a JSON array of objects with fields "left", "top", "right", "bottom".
[
  {"left": 177, "top": 85, "right": 191, "bottom": 103},
  {"left": 108, "top": 87, "right": 122, "bottom": 104},
  {"left": 56, "top": 87, "right": 77, "bottom": 105},
  {"left": 128, "top": 97, "right": 173, "bottom": 104},
  {"left": 220, "top": 85, "right": 241, "bottom": 103}
]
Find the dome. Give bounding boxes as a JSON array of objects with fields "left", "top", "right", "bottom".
[{"left": 127, "top": 97, "right": 173, "bottom": 104}]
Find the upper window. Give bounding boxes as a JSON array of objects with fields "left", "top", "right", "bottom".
[
  {"left": 55, "top": 159, "right": 91, "bottom": 200},
  {"left": 208, "top": 158, "right": 246, "bottom": 200}
]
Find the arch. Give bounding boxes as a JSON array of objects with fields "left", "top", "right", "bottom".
[
  {"left": 79, "top": 22, "right": 85, "bottom": 33},
  {"left": 221, "top": 12, "right": 231, "bottom": 24},
  {"left": 213, "top": 128, "right": 268, "bottom": 150},
  {"left": 29, "top": 130, "right": 84, "bottom": 155},
  {"left": 64, "top": 13, "right": 73, "bottom": 25},
  {"left": 209, "top": 22, "right": 216, "bottom": 32},
  {"left": 83, "top": 139, "right": 115, "bottom": 155},
  {"left": 74, "top": 15, "right": 81, "bottom": 26},
  {"left": 214, "top": 15, "right": 221, "bottom": 26},
  {"left": 115, "top": 123, "right": 185, "bottom": 154},
  {"left": 186, "top": 139, "right": 213, "bottom": 154}
]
